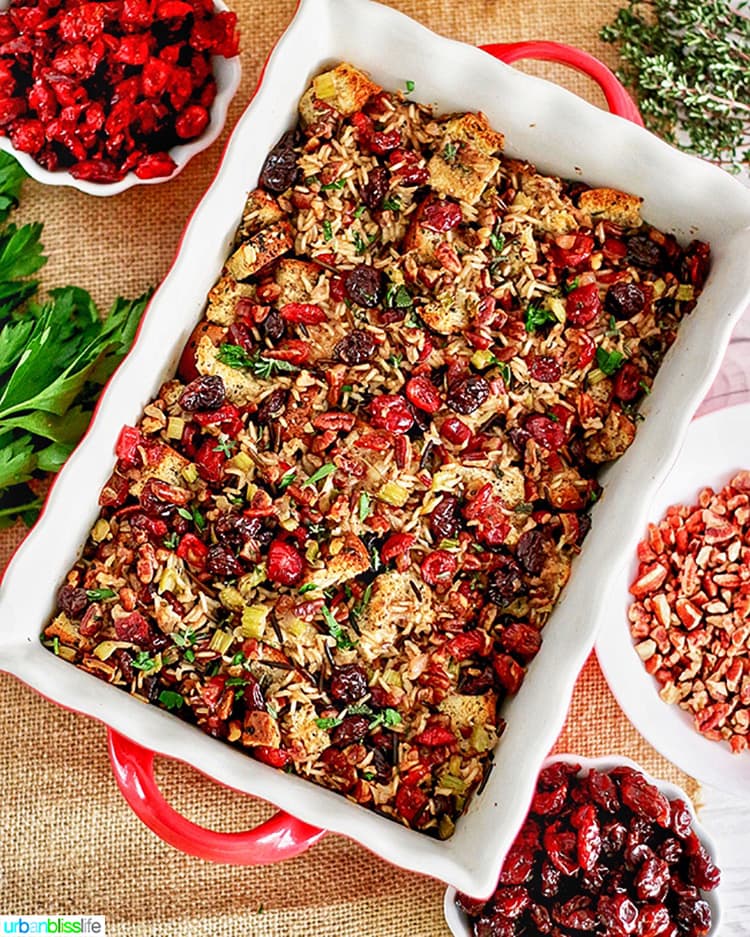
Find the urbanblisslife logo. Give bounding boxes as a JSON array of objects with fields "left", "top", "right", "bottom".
[{"left": 0, "top": 918, "right": 105, "bottom": 934}]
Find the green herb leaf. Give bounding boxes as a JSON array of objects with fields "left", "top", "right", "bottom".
[
  {"left": 404, "top": 79, "right": 415, "bottom": 93},
  {"left": 305, "top": 462, "right": 336, "bottom": 486},
  {"left": 298, "top": 582, "right": 317, "bottom": 595},
  {"left": 639, "top": 379, "right": 651, "bottom": 395},
  {"left": 158, "top": 690, "right": 184, "bottom": 710},
  {"left": 489, "top": 231, "right": 505, "bottom": 253},
  {"left": 443, "top": 142, "right": 458, "bottom": 162},
  {"left": 596, "top": 346, "right": 626, "bottom": 375},
  {"left": 381, "top": 196, "right": 401, "bottom": 212},
  {"left": 131, "top": 651, "right": 156, "bottom": 672},
  {"left": 315, "top": 715, "right": 343, "bottom": 730},
  {"left": 85, "top": 588, "right": 116, "bottom": 601},
  {"left": 216, "top": 343, "right": 254, "bottom": 369},
  {"left": 352, "top": 582, "right": 373, "bottom": 622},
  {"left": 52, "top": 636, "right": 60, "bottom": 656},
  {"left": 524, "top": 303, "right": 556, "bottom": 332},
  {"left": 217, "top": 343, "right": 298, "bottom": 380},
  {"left": 213, "top": 437, "right": 236, "bottom": 457},
  {"left": 354, "top": 205, "right": 366, "bottom": 218},
  {"left": 498, "top": 362, "right": 511, "bottom": 387},
  {"left": 320, "top": 179, "right": 345, "bottom": 191},
  {"left": 322, "top": 219, "right": 333, "bottom": 242},
  {"left": 322, "top": 605, "right": 355, "bottom": 650},
  {"left": 369, "top": 707, "right": 402, "bottom": 730},
  {"left": 279, "top": 469, "right": 297, "bottom": 490},
  {"left": 358, "top": 491, "right": 371, "bottom": 522},
  {"left": 226, "top": 676, "right": 248, "bottom": 687},
  {"left": 184, "top": 648, "right": 195, "bottom": 663},
  {"left": 163, "top": 531, "right": 179, "bottom": 550}
]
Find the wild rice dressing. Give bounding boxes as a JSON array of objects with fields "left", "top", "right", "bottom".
[{"left": 44, "top": 64, "right": 710, "bottom": 836}]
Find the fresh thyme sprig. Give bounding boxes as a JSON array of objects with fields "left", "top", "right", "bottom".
[{"left": 601, "top": 0, "right": 750, "bottom": 173}]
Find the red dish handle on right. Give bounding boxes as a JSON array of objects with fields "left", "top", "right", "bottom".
[{"left": 481, "top": 41, "right": 643, "bottom": 126}]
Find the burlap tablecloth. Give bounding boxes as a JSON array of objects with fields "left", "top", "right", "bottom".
[{"left": 0, "top": 1, "right": 701, "bottom": 933}]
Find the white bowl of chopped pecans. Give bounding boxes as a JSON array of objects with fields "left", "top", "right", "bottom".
[{"left": 597, "top": 402, "right": 750, "bottom": 796}]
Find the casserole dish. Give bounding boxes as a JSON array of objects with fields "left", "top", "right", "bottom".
[{"left": 2, "top": 0, "right": 750, "bottom": 899}]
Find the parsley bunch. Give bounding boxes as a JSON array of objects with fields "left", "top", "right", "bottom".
[
  {"left": 601, "top": 0, "right": 750, "bottom": 173},
  {"left": 0, "top": 153, "right": 150, "bottom": 527}
]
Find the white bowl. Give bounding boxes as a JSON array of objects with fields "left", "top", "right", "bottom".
[
  {"left": 0, "top": 0, "right": 241, "bottom": 196},
  {"left": 1, "top": 0, "right": 750, "bottom": 899},
  {"left": 444, "top": 754, "right": 723, "bottom": 937},
  {"left": 597, "top": 403, "right": 750, "bottom": 796}
]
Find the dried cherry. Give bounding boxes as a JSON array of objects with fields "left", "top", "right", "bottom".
[
  {"left": 259, "top": 130, "right": 299, "bottom": 193},
  {"left": 344, "top": 264, "right": 382, "bottom": 307},
  {"left": 180, "top": 374, "right": 226, "bottom": 411},
  {"left": 334, "top": 329, "right": 376, "bottom": 365}
]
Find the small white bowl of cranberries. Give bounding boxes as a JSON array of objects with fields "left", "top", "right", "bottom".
[
  {"left": 444, "top": 754, "right": 721, "bottom": 937},
  {"left": 0, "top": 0, "right": 241, "bottom": 195}
]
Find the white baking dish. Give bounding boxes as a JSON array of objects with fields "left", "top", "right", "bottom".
[{"left": 2, "top": 0, "right": 750, "bottom": 899}]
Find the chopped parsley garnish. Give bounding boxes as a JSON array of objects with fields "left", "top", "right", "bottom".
[
  {"left": 404, "top": 79, "right": 415, "bottom": 93},
  {"left": 217, "top": 343, "right": 298, "bottom": 379},
  {"left": 354, "top": 204, "right": 366, "bottom": 218},
  {"left": 369, "top": 708, "right": 402, "bottom": 730},
  {"left": 305, "top": 462, "right": 336, "bottom": 486},
  {"left": 322, "top": 219, "right": 333, "bottom": 242},
  {"left": 213, "top": 437, "right": 236, "bottom": 457},
  {"left": 225, "top": 676, "right": 248, "bottom": 687},
  {"left": 387, "top": 353, "right": 403, "bottom": 368},
  {"left": 171, "top": 629, "right": 196, "bottom": 648},
  {"left": 298, "top": 582, "right": 318, "bottom": 595},
  {"left": 563, "top": 277, "right": 580, "bottom": 294},
  {"left": 363, "top": 771, "right": 376, "bottom": 781},
  {"left": 320, "top": 179, "right": 345, "bottom": 191},
  {"left": 279, "top": 468, "right": 297, "bottom": 491},
  {"left": 358, "top": 491, "right": 371, "bottom": 522},
  {"left": 596, "top": 347, "right": 626, "bottom": 375},
  {"left": 353, "top": 232, "right": 366, "bottom": 254},
  {"left": 315, "top": 715, "right": 343, "bottom": 730},
  {"left": 231, "top": 652, "right": 246, "bottom": 666},
  {"left": 131, "top": 651, "right": 156, "bottom": 672},
  {"left": 489, "top": 231, "right": 505, "bottom": 253},
  {"left": 342, "top": 384, "right": 354, "bottom": 393},
  {"left": 52, "top": 636, "right": 60, "bottom": 655},
  {"left": 385, "top": 282, "right": 412, "bottom": 308},
  {"left": 163, "top": 531, "right": 179, "bottom": 550},
  {"left": 443, "top": 141, "right": 458, "bottom": 162},
  {"left": 158, "top": 690, "right": 184, "bottom": 710},
  {"left": 524, "top": 303, "right": 556, "bottom": 332},
  {"left": 381, "top": 196, "right": 401, "bottom": 212},
  {"left": 184, "top": 648, "right": 195, "bottom": 663},
  {"left": 639, "top": 380, "right": 652, "bottom": 395},
  {"left": 498, "top": 362, "right": 511, "bottom": 387},
  {"left": 322, "top": 605, "right": 356, "bottom": 650},
  {"left": 85, "top": 588, "right": 115, "bottom": 601},
  {"left": 177, "top": 505, "right": 205, "bottom": 530}
]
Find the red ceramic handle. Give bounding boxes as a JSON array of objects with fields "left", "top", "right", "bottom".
[
  {"left": 107, "top": 729, "right": 325, "bottom": 864},
  {"left": 481, "top": 41, "right": 643, "bottom": 126}
]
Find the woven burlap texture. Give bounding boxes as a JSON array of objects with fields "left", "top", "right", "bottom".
[{"left": 0, "top": 1, "right": 698, "bottom": 934}]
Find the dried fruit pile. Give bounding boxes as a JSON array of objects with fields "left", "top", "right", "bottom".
[
  {"left": 630, "top": 470, "right": 750, "bottom": 753},
  {"left": 456, "top": 761, "right": 720, "bottom": 937},
  {"left": 0, "top": 0, "right": 239, "bottom": 182},
  {"left": 44, "top": 63, "right": 710, "bottom": 836}
]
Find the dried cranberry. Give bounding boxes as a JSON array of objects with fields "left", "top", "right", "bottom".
[
  {"left": 330, "top": 664, "right": 368, "bottom": 704},
  {"left": 334, "top": 329, "right": 376, "bottom": 365},
  {"left": 420, "top": 197, "right": 462, "bottom": 232},
  {"left": 515, "top": 529, "right": 547, "bottom": 575},
  {"left": 214, "top": 513, "right": 261, "bottom": 550},
  {"left": 613, "top": 362, "right": 642, "bottom": 402},
  {"left": 588, "top": 770, "right": 620, "bottom": 813},
  {"left": 406, "top": 375, "right": 441, "bottom": 414},
  {"left": 387, "top": 148, "right": 429, "bottom": 185},
  {"left": 243, "top": 676, "right": 266, "bottom": 712},
  {"left": 499, "top": 846, "right": 535, "bottom": 886},
  {"left": 259, "top": 130, "right": 298, "bottom": 193},
  {"left": 57, "top": 584, "right": 89, "bottom": 618},
  {"left": 254, "top": 746, "right": 292, "bottom": 769},
  {"left": 421, "top": 549, "right": 457, "bottom": 587},
  {"left": 429, "top": 494, "right": 461, "bottom": 540},
  {"left": 175, "top": 103, "right": 209, "bottom": 140},
  {"left": 669, "top": 799, "right": 693, "bottom": 840},
  {"left": 206, "top": 544, "right": 243, "bottom": 577},
  {"left": 262, "top": 309, "right": 286, "bottom": 343},
  {"left": 543, "top": 823, "right": 579, "bottom": 875},
  {"left": 634, "top": 856, "right": 670, "bottom": 902},
  {"left": 627, "top": 235, "right": 663, "bottom": 269},
  {"left": 500, "top": 622, "right": 541, "bottom": 661},
  {"left": 487, "top": 556, "right": 524, "bottom": 607},
  {"left": 266, "top": 538, "right": 303, "bottom": 586},
  {"left": 493, "top": 886, "right": 530, "bottom": 920},
  {"left": 688, "top": 843, "right": 721, "bottom": 891},
  {"left": 115, "top": 611, "right": 153, "bottom": 646},
  {"left": 529, "top": 355, "right": 562, "bottom": 383},
  {"left": 180, "top": 374, "right": 225, "bottom": 411},
  {"left": 447, "top": 375, "right": 489, "bottom": 414},
  {"left": 331, "top": 714, "right": 370, "bottom": 747},
  {"left": 368, "top": 394, "right": 414, "bottom": 433},
  {"left": 605, "top": 281, "right": 645, "bottom": 320},
  {"left": 195, "top": 439, "right": 226, "bottom": 484},
  {"left": 525, "top": 413, "right": 566, "bottom": 450},
  {"left": 370, "top": 129, "right": 401, "bottom": 155},
  {"left": 681, "top": 240, "right": 711, "bottom": 290},
  {"left": 362, "top": 165, "right": 390, "bottom": 209},
  {"left": 620, "top": 773, "right": 671, "bottom": 827},
  {"left": 566, "top": 283, "right": 602, "bottom": 326},
  {"left": 553, "top": 895, "right": 597, "bottom": 930},
  {"left": 676, "top": 897, "right": 711, "bottom": 934},
  {"left": 257, "top": 388, "right": 287, "bottom": 423},
  {"left": 597, "top": 894, "right": 638, "bottom": 934},
  {"left": 441, "top": 416, "right": 472, "bottom": 446},
  {"left": 344, "top": 264, "right": 382, "bottom": 307}
]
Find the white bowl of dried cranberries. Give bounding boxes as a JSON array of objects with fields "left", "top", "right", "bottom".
[
  {"left": 0, "top": 0, "right": 241, "bottom": 195},
  {"left": 444, "top": 754, "right": 721, "bottom": 937}
]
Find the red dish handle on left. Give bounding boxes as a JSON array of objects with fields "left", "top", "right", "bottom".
[
  {"left": 480, "top": 40, "right": 643, "bottom": 126},
  {"left": 107, "top": 729, "right": 325, "bottom": 864}
]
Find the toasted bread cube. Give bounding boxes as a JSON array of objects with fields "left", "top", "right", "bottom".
[
  {"left": 206, "top": 276, "right": 257, "bottom": 325},
  {"left": 130, "top": 441, "right": 191, "bottom": 496},
  {"left": 427, "top": 146, "right": 499, "bottom": 205},
  {"left": 274, "top": 258, "right": 322, "bottom": 306},
  {"left": 519, "top": 173, "right": 578, "bottom": 234},
  {"left": 301, "top": 534, "right": 370, "bottom": 591},
  {"left": 434, "top": 464, "right": 525, "bottom": 510},
  {"left": 421, "top": 292, "right": 470, "bottom": 335},
  {"left": 226, "top": 220, "right": 293, "bottom": 280},
  {"left": 194, "top": 334, "right": 268, "bottom": 406},
  {"left": 403, "top": 215, "right": 443, "bottom": 264},
  {"left": 503, "top": 223, "right": 539, "bottom": 275},
  {"left": 443, "top": 112, "right": 504, "bottom": 156},
  {"left": 578, "top": 187, "right": 643, "bottom": 228},
  {"left": 585, "top": 407, "right": 636, "bottom": 463},
  {"left": 235, "top": 188, "right": 285, "bottom": 243},
  {"left": 304, "top": 62, "right": 380, "bottom": 119},
  {"left": 242, "top": 710, "right": 281, "bottom": 749},
  {"left": 439, "top": 692, "right": 497, "bottom": 729}
]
